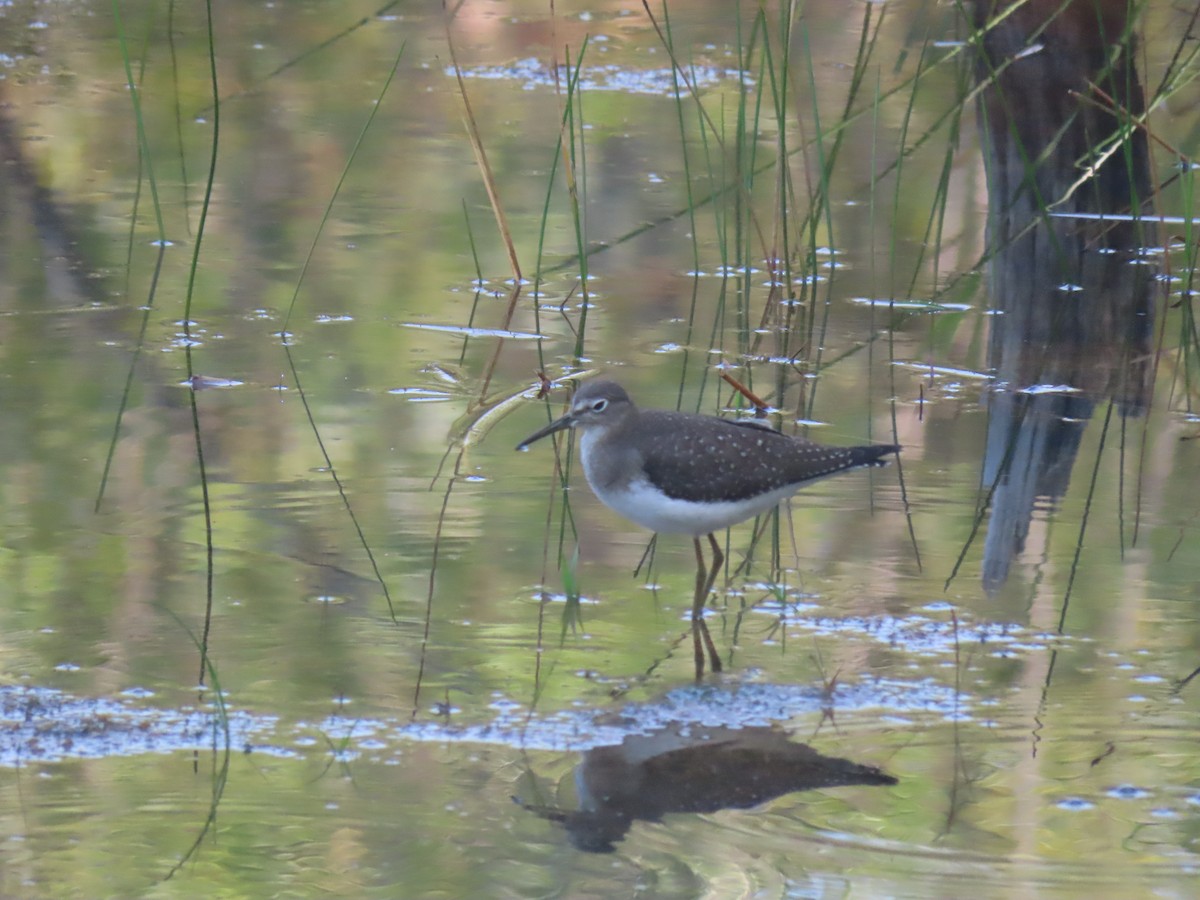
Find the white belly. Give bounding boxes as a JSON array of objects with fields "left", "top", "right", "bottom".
[{"left": 588, "top": 474, "right": 798, "bottom": 536}]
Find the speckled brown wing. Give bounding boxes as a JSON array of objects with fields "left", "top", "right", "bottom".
[{"left": 633, "top": 410, "right": 897, "bottom": 504}]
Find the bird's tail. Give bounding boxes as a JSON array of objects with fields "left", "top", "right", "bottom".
[{"left": 850, "top": 444, "right": 901, "bottom": 468}]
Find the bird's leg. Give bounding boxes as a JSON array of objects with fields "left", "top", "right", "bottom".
[
  {"left": 690, "top": 535, "right": 723, "bottom": 679},
  {"left": 703, "top": 532, "right": 723, "bottom": 673},
  {"left": 691, "top": 537, "right": 707, "bottom": 678},
  {"left": 704, "top": 532, "right": 724, "bottom": 603}
]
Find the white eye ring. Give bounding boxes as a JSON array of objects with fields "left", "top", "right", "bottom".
[{"left": 591, "top": 399, "right": 608, "bottom": 412}]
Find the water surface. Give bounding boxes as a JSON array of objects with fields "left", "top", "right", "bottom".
[{"left": 1, "top": 2, "right": 1198, "bottom": 897}]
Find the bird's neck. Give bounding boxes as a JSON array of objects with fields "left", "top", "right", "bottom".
[{"left": 579, "top": 421, "right": 637, "bottom": 492}]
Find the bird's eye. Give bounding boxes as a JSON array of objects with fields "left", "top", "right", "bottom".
[{"left": 591, "top": 399, "right": 608, "bottom": 412}]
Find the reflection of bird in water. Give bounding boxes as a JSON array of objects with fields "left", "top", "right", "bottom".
[{"left": 516, "top": 724, "right": 896, "bottom": 853}]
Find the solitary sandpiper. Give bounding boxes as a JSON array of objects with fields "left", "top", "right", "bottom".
[{"left": 517, "top": 379, "right": 899, "bottom": 678}]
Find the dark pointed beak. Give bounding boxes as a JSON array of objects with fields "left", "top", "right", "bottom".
[{"left": 516, "top": 410, "right": 576, "bottom": 451}]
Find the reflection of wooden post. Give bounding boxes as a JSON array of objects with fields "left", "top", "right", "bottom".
[
  {"left": 974, "top": 0, "right": 1154, "bottom": 390},
  {"left": 0, "top": 89, "right": 108, "bottom": 308},
  {"left": 972, "top": 1, "right": 1156, "bottom": 591},
  {"left": 972, "top": 7, "right": 1160, "bottom": 875},
  {"left": 975, "top": 0, "right": 1150, "bottom": 234}
]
